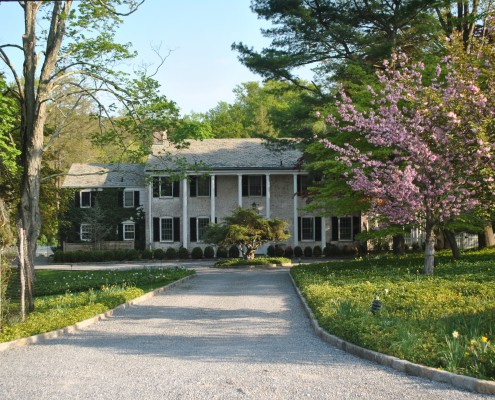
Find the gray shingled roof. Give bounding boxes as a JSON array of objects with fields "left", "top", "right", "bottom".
[
  {"left": 147, "top": 138, "right": 302, "bottom": 172},
  {"left": 62, "top": 163, "right": 145, "bottom": 188}
]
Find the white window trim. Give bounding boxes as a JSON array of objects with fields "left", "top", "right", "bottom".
[
  {"left": 80, "top": 190, "right": 92, "bottom": 208},
  {"left": 248, "top": 175, "right": 263, "bottom": 197},
  {"left": 123, "top": 222, "right": 135, "bottom": 241},
  {"left": 338, "top": 216, "right": 353, "bottom": 241},
  {"left": 160, "top": 217, "right": 174, "bottom": 242},
  {"left": 80, "top": 223, "right": 91, "bottom": 241},
  {"left": 301, "top": 217, "right": 315, "bottom": 242},
  {"left": 196, "top": 216, "right": 210, "bottom": 242},
  {"left": 159, "top": 177, "right": 174, "bottom": 198},
  {"left": 196, "top": 176, "right": 210, "bottom": 197},
  {"left": 123, "top": 190, "right": 135, "bottom": 208}
]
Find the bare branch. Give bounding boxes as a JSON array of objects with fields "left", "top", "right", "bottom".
[
  {"left": 0, "top": 48, "right": 24, "bottom": 101},
  {"left": 90, "top": 0, "right": 145, "bottom": 17}
]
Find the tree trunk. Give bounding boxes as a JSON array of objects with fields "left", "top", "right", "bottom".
[
  {"left": 423, "top": 225, "right": 436, "bottom": 275},
  {"left": 484, "top": 223, "right": 495, "bottom": 248},
  {"left": 392, "top": 234, "right": 405, "bottom": 255},
  {"left": 444, "top": 229, "right": 461, "bottom": 259}
]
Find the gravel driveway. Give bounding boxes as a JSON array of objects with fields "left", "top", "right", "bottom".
[{"left": 0, "top": 267, "right": 490, "bottom": 399}]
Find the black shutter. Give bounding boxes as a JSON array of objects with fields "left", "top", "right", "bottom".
[
  {"left": 190, "top": 176, "right": 197, "bottom": 197},
  {"left": 173, "top": 217, "right": 180, "bottom": 242},
  {"left": 242, "top": 175, "right": 248, "bottom": 197},
  {"left": 315, "top": 217, "right": 322, "bottom": 242},
  {"left": 75, "top": 191, "right": 80, "bottom": 208},
  {"left": 190, "top": 217, "right": 197, "bottom": 242},
  {"left": 118, "top": 224, "right": 124, "bottom": 241},
  {"left": 118, "top": 190, "right": 124, "bottom": 207},
  {"left": 134, "top": 191, "right": 140, "bottom": 207},
  {"left": 152, "top": 177, "right": 160, "bottom": 197},
  {"left": 298, "top": 217, "right": 302, "bottom": 241},
  {"left": 352, "top": 215, "right": 361, "bottom": 240},
  {"left": 173, "top": 181, "right": 180, "bottom": 198},
  {"left": 215, "top": 217, "right": 218, "bottom": 224},
  {"left": 331, "top": 217, "right": 339, "bottom": 241},
  {"left": 153, "top": 218, "right": 160, "bottom": 242},
  {"left": 90, "top": 191, "right": 96, "bottom": 207},
  {"left": 262, "top": 175, "right": 267, "bottom": 196},
  {"left": 134, "top": 223, "right": 141, "bottom": 240}
]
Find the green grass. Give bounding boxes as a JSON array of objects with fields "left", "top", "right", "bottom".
[
  {"left": 215, "top": 257, "right": 291, "bottom": 267},
  {"left": 1, "top": 267, "right": 194, "bottom": 343},
  {"left": 290, "top": 248, "right": 495, "bottom": 380}
]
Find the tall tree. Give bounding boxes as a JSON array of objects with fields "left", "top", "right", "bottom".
[{"left": 0, "top": 1, "right": 177, "bottom": 318}]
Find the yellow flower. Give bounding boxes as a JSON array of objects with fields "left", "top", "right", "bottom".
[
  {"left": 452, "top": 331, "right": 459, "bottom": 339},
  {"left": 471, "top": 339, "right": 477, "bottom": 345},
  {"left": 482, "top": 336, "right": 489, "bottom": 343}
]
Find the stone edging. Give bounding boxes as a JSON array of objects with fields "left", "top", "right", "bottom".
[
  {"left": 289, "top": 273, "right": 495, "bottom": 395},
  {"left": 0, "top": 274, "right": 195, "bottom": 353}
]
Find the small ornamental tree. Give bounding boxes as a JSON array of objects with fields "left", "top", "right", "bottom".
[
  {"left": 321, "top": 48, "right": 495, "bottom": 274},
  {"left": 202, "top": 207, "right": 289, "bottom": 260}
]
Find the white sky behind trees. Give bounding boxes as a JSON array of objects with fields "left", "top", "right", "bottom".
[{"left": 0, "top": 0, "right": 273, "bottom": 115}]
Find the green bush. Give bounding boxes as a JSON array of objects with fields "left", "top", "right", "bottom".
[
  {"left": 178, "top": 247, "right": 189, "bottom": 260},
  {"left": 215, "top": 257, "right": 291, "bottom": 267},
  {"left": 191, "top": 247, "right": 203, "bottom": 259},
  {"left": 303, "top": 246, "right": 313, "bottom": 257},
  {"left": 53, "top": 249, "right": 64, "bottom": 263},
  {"left": 204, "top": 246, "right": 215, "bottom": 259},
  {"left": 274, "top": 246, "right": 285, "bottom": 257},
  {"left": 228, "top": 245, "right": 240, "bottom": 258},
  {"left": 294, "top": 246, "right": 303, "bottom": 258},
  {"left": 165, "top": 247, "right": 177, "bottom": 260},
  {"left": 216, "top": 246, "right": 228, "bottom": 258},
  {"left": 127, "top": 249, "right": 139, "bottom": 260},
  {"left": 284, "top": 246, "right": 294, "bottom": 258},
  {"left": 114, "top": 249, "right": 127, "bottom": 261},
  {"left": 313, "top": 245, "right": 322, "bottom": 257},
  {"left": 141, "top": 249, "right": 153, "bottom": 260},
  {"left": 267, "top": 245, "right": 275, "bottom": 257},
  {"left": 154, "top": 248, "right": 166, "bottom": 260}
]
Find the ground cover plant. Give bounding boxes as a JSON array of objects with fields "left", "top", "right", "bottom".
[
  {"left": 290, "top": 248, "right": 495, "bottom": 380},
  {"left": 1, "top": 267, "right": 194, "bottom": 343},
  {"left": 215, "top": 257, "right": 291, "bottom": 267}
]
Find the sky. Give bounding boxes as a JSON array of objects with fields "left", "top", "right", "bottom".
[{"left": 0, "top": 0, "right": 277, "bottom": 115}]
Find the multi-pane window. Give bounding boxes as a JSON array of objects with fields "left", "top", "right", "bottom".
[
  {"left": 339, "top": 217, "right": 352, "bottom": 241},
  {"left": 80, "top": 191, "right": 91, "bottom": 208},
  {"left": 197, "top": 177, "right": 210, "bottom": 197},
  {"left": 123, "top": 191, "right": 134, "bottom": 208},
  {"left": 249, "top": 176, "right": 263, "bottom": 196},
  {"left": 197, "top": 217, "right": 210, "bottom": 241},
  {"left": 160, "top": 217, "right": 173, "bottom": 241},
  {"left": 301, "top": 217, "right": 314, "bottom": 241},
  {"left": 80, "top": 224, "right": 91, "bottom": 241},
  {"left": 123, "top": 223, "right": 135, "bottom": 240},
  {"left": 160, "top": 178, "right": 173, "bottom": 197}
]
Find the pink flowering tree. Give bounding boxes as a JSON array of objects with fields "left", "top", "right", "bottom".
[{"left": 321, "top": 49, "right": 495, "bottom": 274}]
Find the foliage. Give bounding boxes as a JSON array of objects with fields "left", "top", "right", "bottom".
[
  {"left": 274, "top": 245, "right": 285, "bottom": 257},
  {"left": 203, "top": 246, "right": 215, "bottom": 259},
  {"left": 216, "top": 246, "right": 228, "bottom": 258},
  {"left": 284, "top": 246, "right": 294, "bottom": 258},
  {"left": 191, "top": 247, "right": 203, "bottom": 259},
  {"left": 290, "top": 248, "right": 495, "bottom": 380},
  {"left": 303, "top": 246, "right": 313, "bottom": 258},
  {"left": 154, "top": 248, "right": 166, "bottom": 260},
  {"left": 215, "top": 257, "right": 290, "bottom": 267},
  {"left": 267, "top": 245, "right": 275, "bottom": 257},
  {"left": 141, "top": 249, "right": 153, "bottom": 260},
  {"left": 165, "top": 247, "right": 177, "bottom": 260},
  {"left": 202, "top": 207, "right": 289, "bottom": 260},
  {"left": 178, "top": 247, "right": 189, "bottom": 260},
  {"left": 313, "top": 245, "right": 322, "bottom": 257},
  {"left": 294, "top": 246, "right": 303, "bottom": 258},
  {"left": 1, "top": 267, "right": 193, "bottom": 342},
  {"left": 228, "top": 245, "right": 240, "bottom": 258}
]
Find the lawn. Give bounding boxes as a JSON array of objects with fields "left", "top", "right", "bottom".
[
  {"left": 290, "top": 248, "right": 495, "bottom": 380},
  {"left": 1, "top": 267, "right": 194, "bottom": 343}
]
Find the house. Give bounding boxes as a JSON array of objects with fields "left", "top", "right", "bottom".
[{"left": 62, "top": 137, "right": 362, "bottom": 253}]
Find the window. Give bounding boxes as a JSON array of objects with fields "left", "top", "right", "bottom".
[
  {"left": 123, "top": 223, "right": 135, "bottom": 240},
  {"left": 160, "top": 177, "right": 173, "bottom": 197},
  {"left": 123, "top": 191, "right": 134, "bottom": 208},
  {"left": 152, "top": 177, "right": 179, "bottom": 198},
  {"left": 197, "top": 217, "right": 210, "bottom": 241},
  {"left": 160, "top": 217, "right": 173, "bottom": 242},
  {"left": 197, "top": 177, "right": 210, "bottom": 197},
  {"left": 297, "top": 175, "right": 309, "bottom": 196},
  {"left": 301, "top": 217, "right": 314, "bottom": 241},
  {"left": 80, "top": 191, "right": 92, "bottom": 208},
  {"left": 339, "top": 217, "right": 352, "bottom": 241},
  {"left": 80, "top": 224, "right": 91, "bottom": 241},
  {"left": 242, "top": 175, "right": 266, "bottom": 197}
]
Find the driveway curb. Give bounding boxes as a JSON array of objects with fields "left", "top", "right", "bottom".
[
  {"left": 289, "top": 273, "right": 495, "bottom": 395},
  {"left": 0, "top": 274, "right": 195, "bottom": 353}
]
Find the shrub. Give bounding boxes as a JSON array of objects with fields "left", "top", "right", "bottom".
[
  {"left": 228, "top": 245, "right": 240, "bottom": 258},
  {"left": 304, "top": 246, "right": 313, "bottom": 257},
  {"left": 284, "top": 246, "right": 294, "bottom": 258},
  {"left": 141, "top": 249, "right": 153, "bottom": 260},
  {"left": 127, "top": 249, "right": 139, "bottom": 260},
  {"left": 154, "top": 248, "right": 166, "bottom": 260},
  {"left": 103, "top": 250, "right": 115, "bottom": 262},
  {"left": 267, "top": 245, "right": 275, "bottom": 257},
  {"left": 53, "top": 250, "right": 64, "bottom": 263},
  {"left": 313, "top": 245, "right": 322, "bottom": 257},
  {"left": 411, "top": 242, "right": 420, "bottom": 252},
  {"left": 204, "top": 246, "right": 215, "bottom": 259},
  {"left": 165, "top": 247, "right": 177, "bottom": 260},
  {"left": 114, "top": 249, "right": 127, "bottom": 261},
  {"left": 274, "top": 246, "right": 285, "bottom": 257},
  {"left": 191, "top": 247, "right": 203, "bottom": 259},
  {"left": 178, "top": 247, "right": 189, "bottom": 259},
  {"left": 294, "top": 246, "right": 303, "bottom": 257},
  {"left": 216, "top": 246, "right": 228, "bottom": 258}
]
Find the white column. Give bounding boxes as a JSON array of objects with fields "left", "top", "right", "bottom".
[
  {"left": 238, "top": 174, "right": 243, "bottom": 207},
  {"left": 210, "top": 174, "right": 216, "bottom": 223},
  {"left": 265, "top": 174, "right": 270, "bottom": 218},
  {"left": 321, "top": 217, "right": 326, "bottom": 250},
  {"left": 148, "top": 179, "right": 153, "bottom": 249},
  {"left": 293, "top": 174, "right": 298, "bottom": 248},
  {"left": 182, "top": 178, "right": 188, "bottom": 248}
]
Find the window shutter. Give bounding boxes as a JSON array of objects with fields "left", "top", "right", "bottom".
[
  {"left": 173, "top": 217, "right": 180, "bottom": 242},
  {"left": 297, "top": 217, "right": 301, "bottom": 242},
  {"left": 75, "top": 192, "right": 80, "bottom": 208},
  {"left": 152, "top": 177, "right": 160, "bottom": 197},
  {"left": 352, "top": 215, "right": 361, "bottom": 240},
  {"left": 153, "top": 218, "right": 160, "bottom": 242},
  {"left": 215, "top": 217, "right": 218, "bottom": 224},
  {"left": 135, "top": 223, "right": 141, "bottom": 240},
  {"left": 90, "top": 191, "right": 96, "bottom": 207},
  {"left": 242, "top": 175, "right": 248, "bottom": 197},
  {"left": 190, "top": 176, "right": 197, "bottom": 197},
  {"left": 331, "top": 217, "right": 339, "bottom": 241},
  {"left": 262, "top": 175, "right": 267, "bottom": 196},
  {"left": 173, "top": 181, "right": 180, "bottom": 198},
  {"left": 118, "top": 224, "right": 124, "bottom": 241},
  {"left": 134, "top": 191, "right": 140, "bottom": 207},
  {"left": 190, "top": 217, "right": 197, "bottom": 242},
  {"left": 118, "top": 191, "right": 124, "bottom": 207},
  {"left": 315, "top": 217, "right": 322, "bottom": 242}
]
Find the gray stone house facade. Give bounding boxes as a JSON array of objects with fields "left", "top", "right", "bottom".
[{"left": 63, "top": 138, "right": 362, "bottom": 253}]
